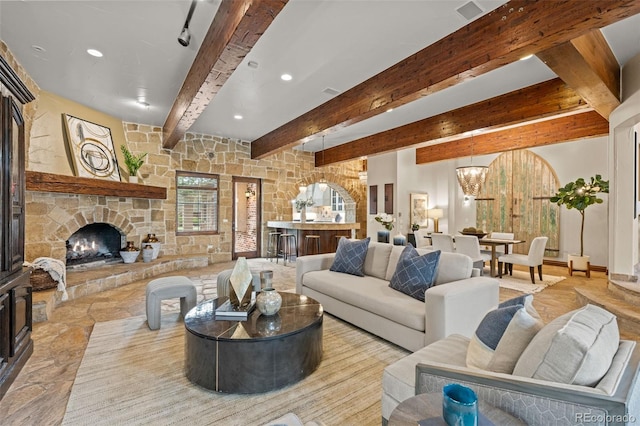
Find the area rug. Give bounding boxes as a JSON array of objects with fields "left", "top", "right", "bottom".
[
  {"left": 62, "top": 313, "right": 409, "bottom": 426},
  {"left": 494, "top": 269, "right": 565, "bottom": 294}
]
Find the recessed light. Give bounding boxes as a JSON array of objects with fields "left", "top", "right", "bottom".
[
  {"left": 386, "top": 108, "right": 394, "bottom": 113},
  {"left": 281, "top": 73, "right": 293, "bottom": 81},
  {"left": 87, "top": 48, "right": 103, "bottom": 58},
  {"left": 520, "top": 54, "right": 533, "bottom": 61},
  {"left": 247, "top": 61, "right": 259, "bottom": 69},
  {"left": 136, "top": 100, "right": 149, "bottom": 108},
  {"left": 234, "top": 114, "right": 243, "bottom": 120},
  {"left": 31, "top": 45, "right": 46, "bottom": 53}
]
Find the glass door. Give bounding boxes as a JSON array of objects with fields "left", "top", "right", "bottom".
[{"left": 232, "top": 177, "right": 261, "bottom": 260}]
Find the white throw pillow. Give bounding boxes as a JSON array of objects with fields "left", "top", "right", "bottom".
[
  {"left": 513, "top": 304, "right": 619, "bottom": 386},
  {"left": 466, "top": 295, "right": 543, "bottom": 374}
]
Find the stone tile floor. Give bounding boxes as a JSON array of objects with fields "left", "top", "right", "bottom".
[{"left": 0, "top": 259, "right": 636, "bottom": 425}]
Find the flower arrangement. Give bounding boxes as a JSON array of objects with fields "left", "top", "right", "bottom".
[
  {"left": 294, "top": 198, "right": 314, "bottom": 212},
  {"left": 375, "top": 213, "right": 395, "bottom": 231},
  {"left": 411, "top": 223, "right": 420, "bottom": 231}
]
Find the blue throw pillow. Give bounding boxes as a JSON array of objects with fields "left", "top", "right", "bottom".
[
  {"left": 389, "top": 245, "right": 441, "bottom": 302},
  {"left": 329, "top": 237, "right": 371, "bottom": 277},
  {"left": 466, "top": 294, "right": 543, "bottom": 373}
]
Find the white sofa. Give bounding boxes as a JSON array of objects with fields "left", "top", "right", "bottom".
[{"left": 295, "top": 241, "right": 499, "bottom": 352}]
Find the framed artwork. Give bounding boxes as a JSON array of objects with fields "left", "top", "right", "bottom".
[
  {"left": 384, "top": 183, "right": 393, "bottom": 214},
  {"left": 369, "top": 185, "right": 378, "bottom": 214},
  {"left": 63, "top": 114, "right": 121, "bottom": 181},
  {"left": 410, "top": 193, "right": 429, "bottom": 228}
]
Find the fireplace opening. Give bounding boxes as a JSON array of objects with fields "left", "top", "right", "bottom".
[{"left": 66, "top": 223, "right": 124, "bottom": 267}]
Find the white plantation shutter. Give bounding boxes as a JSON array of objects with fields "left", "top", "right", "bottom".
[{"left": 176, "top": 172, "right": 219, "bottom": 234}]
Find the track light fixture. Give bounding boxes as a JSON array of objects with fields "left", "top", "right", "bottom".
[{"left": 178, "top": 0, "right": 197, "bottom": 47}]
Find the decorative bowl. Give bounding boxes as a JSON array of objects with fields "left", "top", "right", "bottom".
[{"left": 459, "top": 231, "right": 488, "bottom": 239}]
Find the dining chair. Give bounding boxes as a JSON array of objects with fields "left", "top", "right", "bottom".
[
  {"left": 498, "top": 236, "right": 548, "bottom": 284},
  {"left": 430, "top": 234, "right": 455, "bottom": 252},
  {"left": 454, "top": 235, "right": 491, "bottom": 273},
  {"left": 413, "top": 229, "right": 431, "bottom": 248}
]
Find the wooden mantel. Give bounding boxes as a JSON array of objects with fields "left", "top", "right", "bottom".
[{"left": 26, "top": 171, "right": 167, "bottom": 199}]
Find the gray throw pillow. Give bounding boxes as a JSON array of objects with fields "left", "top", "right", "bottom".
[
  {"left": 329, "top": 237, "right": 371, "bottom": 277},
  {"left": 389, "top": 245, "right": 440, "bottom": 302},
  {"left": 513, "top": 304, "right": 619, "bottom": 386},
  {"left": 466, "top": 294, "right": 543, "bottom": 373}
]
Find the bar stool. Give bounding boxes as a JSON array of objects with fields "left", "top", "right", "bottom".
[
  {"left": 267, "top": 231, "right": 282, "bottom": 262},
  {"left": 334, "top": 235, "right": 345, "bottom": 252},
  {"left": 304, "top": 235, "right": 321, "bottom": 255},
  {"left": 279, "top": 233, "right": 298, "bottom": 266}
]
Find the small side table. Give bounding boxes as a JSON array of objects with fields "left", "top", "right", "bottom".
[{"left": 388, "top": 393, "right": 525, "bottom": 426}]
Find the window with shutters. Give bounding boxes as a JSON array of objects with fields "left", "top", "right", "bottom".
[{"left": 176, "top": 171, "right": 219, "bottom": 235}]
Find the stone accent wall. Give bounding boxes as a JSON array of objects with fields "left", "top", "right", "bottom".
[{"left": 25, "top": 122, "right": 367, "bottom": 264}]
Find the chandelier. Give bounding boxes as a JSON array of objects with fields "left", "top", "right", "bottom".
[
  {"left": 358, "top": 158, "right": 367, "bottom": 184},
  {"left": 318, "top": 135, "right": 328, "bottom": 192},
  {"left": 455, "top": 133, "right": 487, "bottom": 197}
]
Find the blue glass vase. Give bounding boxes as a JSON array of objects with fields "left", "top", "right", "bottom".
[
  {"left": 377, "top": 230, "right": 390, "bottom": 243},
  {"left": 442, "top": 383, "right": 478, "bottom": 426}
]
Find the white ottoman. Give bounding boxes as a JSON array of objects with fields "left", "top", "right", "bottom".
[{"left": 145, "top": 276, "right": 197, "bottom": 330}]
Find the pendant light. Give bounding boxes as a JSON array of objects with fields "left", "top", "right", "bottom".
[
  {"left": 318, "top": 135, "right": 328, "bottom": 192},
  {"left": 456, "top": 133, "right": 487, "bottom": 197},
  {"left": 299, "top": 142, "right": 307, "bottom": 195}
]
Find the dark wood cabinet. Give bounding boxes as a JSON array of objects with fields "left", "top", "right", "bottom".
[{"left": 0, "top": 55, "right": 34, "bottom": 399}]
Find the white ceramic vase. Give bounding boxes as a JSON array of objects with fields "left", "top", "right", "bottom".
[
  {"left": 120, "top": 250, "right": 140, "bottom": 264},
  {"left": 256, "top": 288, "right": 282, "bottom": 316}
]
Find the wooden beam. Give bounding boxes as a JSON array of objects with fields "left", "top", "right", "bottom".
[
  {"left": 162, "top": 0, "right": 288, "bottom": 149},
  {"left": 251, "top": 0, "right": 640, "bottom": 159},
  {"left": 316, "top": 79, "right": 587, "bottom": 165},
  {"left": 415, "top": 111, "right": 609, "bottom": 165},
  {"left": 536, "top": 29, "right": 620, "bottom": 120},
  {"left": 26, "top": 171, "right": 167, "bottom": 199}
]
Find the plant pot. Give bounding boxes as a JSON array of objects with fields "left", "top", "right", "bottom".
[
  {"left": 377, "top": 230, "right": 390, "bottom": 243},
  {"left": 568, "top": 254, "right": 591, "bottom": 278},
  {"left": 129, "top": 176, "right": 138, "bottom": 184},
  {"left": 120, "top": 250, "right": 140, "bottom": 264}
]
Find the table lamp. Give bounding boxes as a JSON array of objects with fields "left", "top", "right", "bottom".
[{"left": 428, "top": 208, "right": 444, "bottom": 233}]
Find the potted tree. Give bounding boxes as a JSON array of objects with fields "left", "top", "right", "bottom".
[
  {"left": 550, "top": 174, "right": 609, "bottom": 277},
  {"left": 120, "top": 145, "right": 148, "bottom": 183}
]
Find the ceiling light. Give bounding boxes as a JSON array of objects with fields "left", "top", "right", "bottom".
[
  {"left": 455, "top": 134, "right": 488, "bottom": 197},
  {"left": 31, "top": 45, "right": 46, "bottom": 53},
  {"left": 136, "top": 100, "right": 149, "bottom": 108},
  {"left": 386, "top": 108, "right": 394, "bottom": 113},
  {"left": 87, "top": 49, "right": 103, "bottom": 58},
  {"left": 318, "top": 136, "right": 328, "bottom": 192},
  {"left": 520, "top": 54, "right": 533, "bottom": 61},
  {"left": 178, "top": 0, "right": 197, "bottom": 47},
  {"left": 234, "top": 114, "right": 243, "bottom": 120},
  {"left": 281, "top": 74, "right": 293, "bottom": 81},
  {"left": 247, "top": 61, "right": 259, "bottom": 69}
]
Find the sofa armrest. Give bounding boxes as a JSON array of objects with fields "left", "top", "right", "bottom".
[
  {"left": 415, "top": 341, "right": 640, "bottom": 426},
  {"left": 424, "top": 277, "right": 499, "bottom": 345},
  {"left": 295, "top": 253, "right": 336, "bottom": 293}
]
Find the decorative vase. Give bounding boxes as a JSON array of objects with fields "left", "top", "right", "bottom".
[
  {"left": 393, "top": 233, "right": 406, "bottom": 246},
  {"left": 442, "top": 383, "right": 478, "bottom": 426},
  {"left": 256, "top": 288, "right": 282, "bottom": 316},
  {"left": 120, "top": 241, "right": 140, "bottom": 263},
  {"left": 377, "top": 230, "right": 390, "bottom": 243},
  {"left": 142, "top": 234, "right": 161, "bottom": 259},
  {"left": 300, "top": 209, "right": 306, "bottom": 223},
  {"left": 142, "top": 244, "right": 154, "bottom": 263},
  {"left": 260, "top": 270, "right": 273, "bottom": 292}
]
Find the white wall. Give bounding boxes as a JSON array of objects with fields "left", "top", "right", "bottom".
[
  {"left": 367, "top": 136, "right": 610, "bottom": 267},
  {"left": 367, "top": 152, "right": 398, "bottom": 236}
]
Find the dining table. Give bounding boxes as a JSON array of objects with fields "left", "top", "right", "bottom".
[{"left": 478, "top": 237, "right": 525, "bottom": 277}]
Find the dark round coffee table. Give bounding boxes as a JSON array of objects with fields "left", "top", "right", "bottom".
[{"left": 184, "top": 292, "right": 323, "bottom": 393}]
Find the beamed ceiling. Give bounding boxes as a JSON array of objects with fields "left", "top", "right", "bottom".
[
  {"left": 2, "top": 0, "right": 639, "bottom": 166},
  {"left": 168, "top": 0, "right": 638, "bottom": 165}
]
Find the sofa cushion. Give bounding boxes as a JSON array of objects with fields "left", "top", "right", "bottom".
[
  {"left": 363, "top": 242, "right": 393, "bottom": 280},
  {"left": 389, "top": 246, "right": 441, "bottom": 302},
  {"left": 466, "top": 294, "right": 543, "bottom": 373},
  {"left": 385, "top": 245, "right": 406, "bottom": 281},
  {"left": 302, "top": 270, "right": 426, "bottom": 331},
  {"left": 513, "top": 304, "right": 619, "bottom": 386},
  {"left": 385, "top": 247, "right": 472, "bottom": 285},
  {"left": 330, "top": 237, "right": 370, "bottom": 277}
]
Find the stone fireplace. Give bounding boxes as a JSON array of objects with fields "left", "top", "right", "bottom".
[{"left": 66, "top": 223, "right": 124, "bottom": 268}]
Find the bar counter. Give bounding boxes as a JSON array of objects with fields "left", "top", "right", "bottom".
[{"left": 267, "top": 221, "right": 361, "bottom": 255}]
